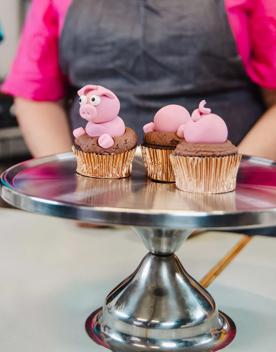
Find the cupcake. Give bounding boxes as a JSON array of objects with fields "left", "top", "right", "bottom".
[
  {"left": 142, "top": 105, "right": 189, "bottom": 182},
  {"left": 72, "top": 85, "right": 137, "bottom": 178},
  {"left": 170, "top": 100, "right": 241, "bottom": 193}
]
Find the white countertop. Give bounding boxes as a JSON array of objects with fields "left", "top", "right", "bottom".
[
  {"left": 210, "top": 235, "right": 276, "bottom": 351},
  {"left": 0, "top": 209, "right": 275, "bottom": 351}
]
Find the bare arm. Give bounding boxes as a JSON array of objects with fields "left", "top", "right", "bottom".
[
  {"left": 14, "top": 97, "right": 72, "bottom": 158},
  {"left": 239, "top": 89, "right": 276, "bottom": 160}
]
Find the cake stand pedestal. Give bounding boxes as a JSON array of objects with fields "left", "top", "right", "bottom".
[{"left": 2, "top": 153, "right": 276, "bottom": 352}]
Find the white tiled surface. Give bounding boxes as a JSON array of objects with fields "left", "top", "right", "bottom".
[
  {"left": 209, "top": 236, "right": 276, "bottom": 352},
  {"left": 0, "top": 209, "right": 243, "bottom": 352}
]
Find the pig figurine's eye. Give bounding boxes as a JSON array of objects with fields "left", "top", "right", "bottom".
[
  {"left": 90, "top": 95, "right": 101, "bottom": 106},
  {"left": 79, "top": 95, "right": 87, "bottom": 105}
]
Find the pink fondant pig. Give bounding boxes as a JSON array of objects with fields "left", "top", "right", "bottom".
[
  {"left": 176, "top": 100, "right": 228, "bottom": 143},
  {"left": 73, "top": 85, "right": 125, "bottom": 149},
  {"left": 143, "top": 105, "right": 190, "bottom": 134}
]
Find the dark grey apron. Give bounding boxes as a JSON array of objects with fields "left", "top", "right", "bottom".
[{"left": 59, "top": 0, "right": 265, "bottom": 144}]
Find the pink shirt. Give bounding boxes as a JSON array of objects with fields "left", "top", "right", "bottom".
[{"left": 2, "top": 0, "right": 276, "bottom": 101}]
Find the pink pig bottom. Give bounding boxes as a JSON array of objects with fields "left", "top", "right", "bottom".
[
  {"left": 177, "top": 101, "right": 229, "bottom": 144},
  {"left": 183, "top": 115, "right": 228, "bottom": 143}
]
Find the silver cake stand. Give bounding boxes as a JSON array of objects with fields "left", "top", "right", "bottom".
[{"left": 2, "top": 152, "right": 276, "bottom": 352}]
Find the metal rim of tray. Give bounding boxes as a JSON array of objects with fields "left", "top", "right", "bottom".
[{"left": 1, "top": 152, "right": 276, "bottom": 230}]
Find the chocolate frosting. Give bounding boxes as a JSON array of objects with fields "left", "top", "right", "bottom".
[
  {"left": 143, "top": 131, "right": 183, "bottom": 149},
  {"left": 174, "top": 140, "right": 238, "bottom": 157},
  {"left": 74, "top": 127, "right": 137, "bottom": 154}
]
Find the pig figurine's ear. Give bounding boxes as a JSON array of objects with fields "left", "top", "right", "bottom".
[
  {"left": 77, "top": 85, "right": 98, "bottom": 96},
  {"left": 95, "top": 85, "right": 117, "bottom": 100},
  {"left": 101, "top": 91, "right": 116, "bottom": 100}
]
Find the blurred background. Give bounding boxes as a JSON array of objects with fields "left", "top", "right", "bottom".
[
  {"left": 0, "top": 0, "right": 30, "bottom": 163},
  {"left": 0, "top": 1, "right": 31, "bottom": 206}
]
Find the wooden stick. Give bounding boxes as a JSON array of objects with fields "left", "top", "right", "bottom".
[{"left": 200, "top": 235, "right": 252, "bottom": 288}]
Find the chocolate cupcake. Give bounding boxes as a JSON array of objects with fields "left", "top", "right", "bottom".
[
  {"left": 72, "top": 85, "right": 137, "bottom": 178},
  {"left": 142, "top": 105, "right": 189, "bottom": 182},
  {"left": 170, "top": 101, "right": 241, "bottom": 193}
]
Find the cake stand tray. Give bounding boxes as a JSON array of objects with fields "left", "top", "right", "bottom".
[{"left": 2, "top": 152, "right": 276, "bottom": 352}]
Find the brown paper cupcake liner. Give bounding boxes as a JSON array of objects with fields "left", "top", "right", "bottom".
[
  {"left": 141, "top": 146, "right": 175, "bottom": 182},
  {"left": 170, "top": 154, "right": 242, "bottom": 194},
  {"left": 72, "top": 146, "right": 136, "bottom": 179}
]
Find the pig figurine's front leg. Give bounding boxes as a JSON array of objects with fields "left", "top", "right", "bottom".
[
  {"left": 176, "top": 124, "right": 186, "bottom": 138},
  {"left": 143, "top": 122, "right": 155, "bottom": 133},
  {"left": 98, "top": 133, "right": 114, "bottom": 149},
  {"left": 73, "top": 127, "right": 86, "bottom": 138}
]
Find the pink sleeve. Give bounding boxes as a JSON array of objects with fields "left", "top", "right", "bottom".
[
  {"left": 1, "top": 0, "right": 67, "bottom": 101},
  {"left": 247, "top": 0, "right": 276, "bottom": 89}
]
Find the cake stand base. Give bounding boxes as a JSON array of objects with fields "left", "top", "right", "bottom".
[
  {"left": 86, "top": 249, "right": 236, "bottom": 352},
  {"left": 87, "top": 308, "right": 235, "bottom": 352}
]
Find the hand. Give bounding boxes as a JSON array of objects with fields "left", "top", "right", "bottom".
[
  {"left": 239, "top": 104, "right": 276, "bottom": 160},
  {"left": 143, "top": 122, "right": 155, "bottom": 133},
  {"left": 73, "top": 127, "right": 85, "bottom": 138},
  {"left": 14, "top": 98, "right": 72, "bottom": 157},
  {"left": 98, "top": 134, "right": 114, "bottom": 148}
]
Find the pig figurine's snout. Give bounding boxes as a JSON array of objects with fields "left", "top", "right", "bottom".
[{"left": 79, "top": 104, "right": 97, "bottom": 121}]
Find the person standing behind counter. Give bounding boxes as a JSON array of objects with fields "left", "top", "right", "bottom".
[{"left": 2, "top": 0, "right": 276, "bottom": 159}]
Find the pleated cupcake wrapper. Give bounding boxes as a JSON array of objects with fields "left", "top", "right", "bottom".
[
  {"left": 141, "top": 146, "right": 175, "bottom": 182},
  {"left": 73, "top": 146, "right": 136, "bottom": 179},
  {"left": 170, "top": 154, "right": 242, "bottom": 194}
]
